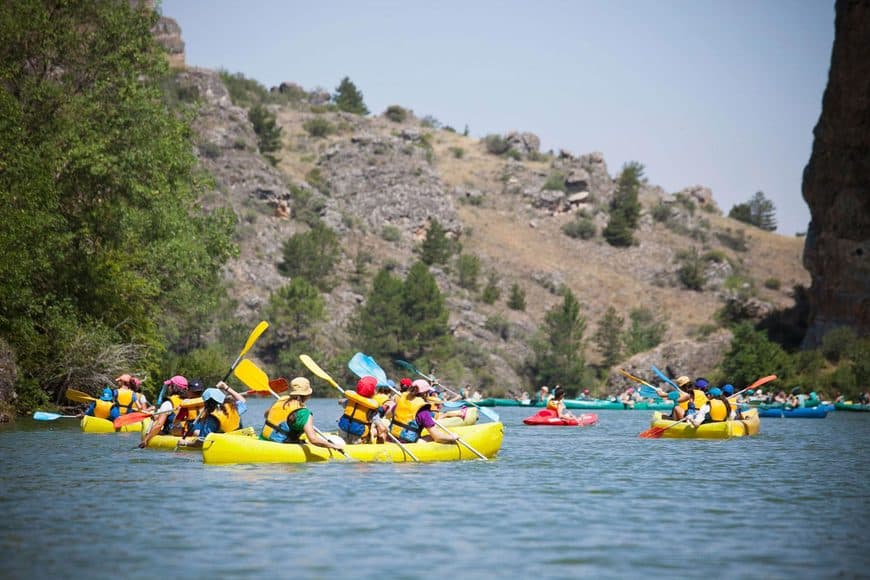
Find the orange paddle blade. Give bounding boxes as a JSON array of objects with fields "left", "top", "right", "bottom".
[
  {"left": 113, "top": 412, "right": 151, "bottom": 428},
  {"left": 269, "top": 378, "right": 289, "bottom": 393},
  {"left": 638, "top": 426, "right": 668, "bottom": 439}
]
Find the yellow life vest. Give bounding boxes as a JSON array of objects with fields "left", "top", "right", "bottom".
[
  {"left": 177, "top": 397, "right": 204, "bottom": 424},
  {"left": 694, "top": 390, "right": 709, "bottom": 409},
  {"left": 93, "top": 399, "right": 114, "bottom": 419},
  {"left": 211, "top": 402, "right": 241, "bottom": 433},
  {"left": 546, "top": 399, "right": 559, "bottom": 411},
  {"left": 115, "top": 387, "right": 138, "bottom": 415},
  {"left": 373, "top": 392, "right": 392, "bottom": 407},
  {"left": 339, "top": 391, "right": 379, "bottom": 437},
  {"left": 262, "top": 397, "right": 302, "bottom": 441},
  {"left": 390, "top": 393, "right": 428, "bottom": 442},
  {"left": 709, "top": 399, "right": 728, "bottom": 422}
]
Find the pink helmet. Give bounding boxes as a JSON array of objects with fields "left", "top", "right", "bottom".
[
  {"left": 412, "top": 379, "right": 432, "bottom": 394},
  {"left": 164, "top": 375, "right": 188, "bottom": 389}
]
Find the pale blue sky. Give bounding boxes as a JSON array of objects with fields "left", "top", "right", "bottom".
[{"left": 162, "top": 0, "right": 834, "bottom": 235}]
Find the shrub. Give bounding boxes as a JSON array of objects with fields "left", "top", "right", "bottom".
[
  {"left": 381, "top": 225, "right": 401, "bottom": 242},
  {"left": 198, "top": 142, "right": 222, "bottom": 159},
  {"left": 676, "top": 247, "right": 705, "bottom": 291},
  {"left": 277, "top": 221, "right": 340, "bottom": 291},
  {"left": 289, "top": 186, "right": 325, "bottom": 227},
  {"left": 703, "top": 249, "right": 729, "bottom": 264},
  {"left": 249, "top": 104, "right": 282, "bottom": 164},
  {"left": 219, "top": 70, "right": 270, "bottom": 108},
  {"left": 821, "top": 327, "right": 858, "bottom": 363},
  {"left": 562, "top": 217, "right": 596, "bottom": 240},
  {"left": 764, "top": 277, "right": 781, "bottom": 290},
  {"left": 483, "top": 134, "right": 510, "bottom": 155},
  {"left": 333, "top": 76, "right": 368, "bottom": 115},
  {"left": 542, "top": 172, "right": 566, "bottom": 192},
  {"left": 507, "top": 283, "right": 526, "bottom": 311},
  {"left": 652, "top": 203, "right": 672, "bottom": 223},
  {"left": 485, "top": 315, "right": 511, "bottom": 340},
  {"left": 384, "top": 105, "right": 408, "bottom": 123},
  {"left": 481, "top": 273, "right": 500, "bottom": 304},
  {"left": 303, "top": 117, "right": 334, "bottom": 138},
  {"left": 420, "top": 115, "right": 441, "bottom": 128},
  {"left": 450, "top": 146, "right": 465, "bottom": 159},
  {"left": 457, "top": 254, "right": 481, "bottom": 290},
  {"left": 715, "top": 229, "right": 748, "bottom": 252}
]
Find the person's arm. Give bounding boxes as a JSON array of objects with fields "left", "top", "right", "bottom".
[
  {"left": 138, "top": 405, "right": 170, "bottom": 448},
  {"left": 689, "top": 404, "right": 709, "bottom": 427},
  {"left": 302, "top": 415, "right": 344, "bottom": 450}
]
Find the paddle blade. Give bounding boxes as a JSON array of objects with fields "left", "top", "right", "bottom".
[
  {"left": 638, "top": 426, "right": 667, "bottom": 439},
  {"left": 240, "top": 321, "right": 269, "bottom": 358},
  {"left": 234, "top": 359, "right": 270, "bottom": 392},
  {"left": 269, "top": 378, "right": 289, "bottom": 394},
  {"left": 33, "top": 411, "right": 69, "bottom": 421},
  {"left": 746, "top": 374, "right": 777, "bottom": 391},
  {"left": 348, "top": 352, "right": 388, "bottom": 386},
  {"left": 113, "top": 412, "right": 151, "bottom": 428},
  {"left": 637, "top": 385, "right": 660, "bottom": 399},
  {"left": 299, "top": 354, "right": 343, "bottom": 393},
  {"left": 65, "top": 389, "right": 96, "bottom": 403}
]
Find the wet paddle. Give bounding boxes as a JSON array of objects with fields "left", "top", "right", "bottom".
[
  {"left": 651, "top": 365, "right": 683, "bottom": 393},
  {"left": 221, "top": 320, "right": 269, "bottom": 383},
  {"left": 618, "top": 369, "right": 665, "bottom": 399},
  {"left": 65, "top": 389, "right": 96, "bottom": 404},
  {"left": 33, "top": 411, "right": 78, "bottom": 421},
  {"left": 393, "top": 358, "right": 500, "bottom": 423},
  {"left": 112, "top": 408, "right": 173, "bottom": 429}
]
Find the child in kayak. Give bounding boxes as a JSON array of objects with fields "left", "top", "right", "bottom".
[
  {"left": 547, "top": 386, "right": 580, "bottom": 421},
  {"left": 181, "top": 381, "right": 247, "bottom": 444},
  {"left": 260, "top": 377, "right": 345, "bottom": 451},
  {"left": 385, "top": 379, "right": 458, "bottom": 444}
]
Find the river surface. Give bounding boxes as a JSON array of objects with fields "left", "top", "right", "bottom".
[{"left": 1, "top": 399, "right": 868, "bottom": 579}]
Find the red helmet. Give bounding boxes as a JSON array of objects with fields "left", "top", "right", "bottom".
[
  {"left": 356, "top": 376, "right": 377, "bottom": 398},
  {"left": 400, "top": 377, "right": 412, "bottom": 387}
]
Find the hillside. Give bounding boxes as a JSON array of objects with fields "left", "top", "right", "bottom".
[{"left": 170, "top": 67, "right": 809, "bottom": 395}]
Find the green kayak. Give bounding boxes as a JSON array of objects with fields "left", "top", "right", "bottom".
[
  {"left": 834, "top": 402, "right": 870, "bottom": 412},
  {"left": 470, "top": 398, "right": 674, "bottom": 411}
]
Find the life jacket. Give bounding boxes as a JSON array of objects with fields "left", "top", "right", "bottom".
[
  {"left": 373, "top": 392, "right": 392, "bottom": 410},
  {"left": 338, "top": 390, "right": 379, "bottom": 437},
  {"left": 693, "top": 390, "right": 709, "bottom": 410},
  {"left": 546, "top": 399, "right": 559, "bottom": 411},
  {"left": 161, "top": 394, "right": 184, "bottom": 435},
  {"left": 92, "top": 398, "right": 114, "bottom": 419},
  {"left": 262, "top": 397, "right": 304, "bottom": 442},
  {"left": 708, "top": 398, "right": 730, "bottom": 422},
  {"left": 114, "top": 387, "right": 138, "bottom": 415},
  {"left": 211, "top": 402, "right": 241, "bottom": 433},
  {"left": 390, "top": 393, "right": 428, "bottom": 443}
]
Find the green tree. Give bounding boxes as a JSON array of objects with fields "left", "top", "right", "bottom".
[
  {"left": 0, "top": 1, "right": 236, "bottom": 404},
  {"left": 248, "top": 104, "right": 282, "bottom": 165},
  {"left": 676, "top": 247, "right": 705, "bottom": 291},
  {"left": 507, "top": 283, "right": 526, "bottom": 311},
  {"left": 350, "top": 267, "right": 405, "bottom": 357},
  {"left": 400, "top": 262, "right": 452, "bottom": 359},
  {"left": 623, "top": 307, "right": 667, "bottom": 355},
  {"left": 529, "top": 288, "right": 588, "bottom": 390},
  {"left": 456, "top": 253, "right": 481, "bottom": 290},
  {"left": 277, "top": 222, "right": 340, "bottom": 291},
  {"left": 728, "top": 191, "right": 777, "bottom": 231},
  {"left": 418, "top": 219, "right": 453, "bottom": 265},
  {"left": 594, "top": 306, "right": 624, "bottom": 368},
  {"left": 719, "top": 323, "right": 793, "bottom": 387},
  {"left": 603, "top": 162, "right": 643, "bottom": 247},
  {"left": 481, "top": 272, "right": 501, "bottom": 304},
  {"left": 263, "top": 278, "right": 326, "bottom": 368},
  {"left": 820, "top": 326, "right": 857, "bottom": 363},
  {"left": 333, "top": 76, "right": 368, "bottom": 115}
]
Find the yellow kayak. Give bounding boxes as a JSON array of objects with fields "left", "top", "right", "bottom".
[
  {"left": 80, "top": 415, "right": 151, "bottom": 434},
  {"left": 649, "top": 409, "right": 760, "bottom": 439},
  {"left": 202, "top": 421, "right": 504, "bottom": 464},
  {"left": 146, "top": 426, "right": 257, "bottom": 450}
]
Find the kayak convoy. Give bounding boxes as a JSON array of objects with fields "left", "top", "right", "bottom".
[{"left": 34, "top": 321, "right": 863, "bottom": 464}]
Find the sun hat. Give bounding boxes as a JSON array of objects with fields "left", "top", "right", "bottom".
[
  {"left": 288, "top": 377, "right": 313, "bottom": 397},
  {"left": 411, "top": 379, "right": 432, "bottom": 394},
  {"left": 722, "top": 384, "right": 734, "bottom": 396},
  {"left": 356, "top": 376, "right": 377, "bottom": 398},
  {"left": 675, "top": 376, "right": 691, "bottom": 387},
  {"left": 163, "top": 375, "right": 188, "bottom": 389},
  {"left": 202, "top": 387, "right": 226, "bottom": 404}
]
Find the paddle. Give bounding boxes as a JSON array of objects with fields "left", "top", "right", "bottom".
[
  {"left": 651, "top": 365, "right": 683, "bottom": 393},
  {"left": 393, "top": 358, "right": 500, "bottom": 423},
  {"left": 65, "top": 388, "right": 96, "bottom": 404},
  {"left": 112, "top": 408, "right": 174, "bottom": 429},
  {"left": 222, "top": 320, "right": 269, "bottom": 383},
  {"left": 618, "top": 369, "right": 665, "bottom": 399},
  {"left": 639, "top": 374, "right": 777, "bottom": 438},
  {"left": 299, "top": 354, "right": 419, "bottom": 462},
  {"left": 33, "top": 411, "right": 78, "bottom": 421}
]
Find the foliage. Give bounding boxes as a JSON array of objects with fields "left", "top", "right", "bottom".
[
  {"left": 381, "top": 225, "right": 401, "bottom": 242},
  {"left": 219, "top": 70, "right": 270, "bottom": 108},
  {"left": 715, "top": 228, "right": 748, "bottom": 252},
  {"left": 821, "top": 327, "right": 858, "bottom": 363},
  {"left": 764, "top": 277, "right": 781, "bottom": 290},
  {"left": 507, "top": 283, "right": 526, "bottom": 311},
  {"left": 603, "top": 162, "right": 644, "bottom": 247},
  {"left": 248, "top": 104, "right": 282, "bottom": 164},
  {"left": 399, "top": 262, "right": 452, "bottom": 360},
  {"left": 593, "top": 306, "right": 624, "bottom": 368},
  {"left": 623, "top": 307, "right": 667, "bottom": 356},
  {"left": 542, "top": 172, "right": 566, "bottom": 192},
  {"left": 350, "top": 268, "right": 405, "bottom": 357},
  {"left": 456, "top": 254, "right": 481, "bottom": 291},
  {"left": 418, "top": 219, "right": 455, "bottom": 265},
  {"left": 277, "top": 222, "right": 340, "bottom": 291},
  {"left": 450, "top": 146, "right": 465, "bottom": 159},
  {"left": 485, "top": 315, "right": 511, "bottom": 340},
  {"left": 728, "top": 191, "right": 777, "bottom": 231},
  {"left": 719, "top": 323, "right": 793, "bottom": 387},
  {"left": 302, "top": 117, "right": 334, "bottom": 138},
  {"left": 481, "top": 272, "right": 501, "bottom": 304},
  {"left": 675, "top": 247, "right": 705, "bottom": 291},
  {"left": 562, "top": 217, "right": 597, "bottom": 240},
  {"left": 0, "top": 1, "right": 236, "bottom": 407},
  {"left": 384, "top": 105, "right": 408, "bottom": 123},
  {"left": 289, "top": 186, "right": 326, "bottom": 227},
  {"left": 529, "top": 289, "right": 588, "bottom": 390},
  {"left": 262, "top": 278, "right": 326, "bottom": 369},
  {"left": 483, "top": 134, "right": 511, "bottom": 155},
  {"left": 651, "top": 202, "right": 672, "bottom": 223},
  {"left": 333, "top": 76, "right": 368, "bottom": 115}
]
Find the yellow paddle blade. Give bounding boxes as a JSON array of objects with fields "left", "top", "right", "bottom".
[
  {"left": 298, "top": 354, "right": 343, "bottom": 393},
  {"left": 66, "top": 388, "right": 96, "bottom": 403},
  {"left": 240, "top": 321, "right": 269, "bottom": 358},
  {"left": 234, "top": 359, "right": 270, "bottom": 392}
]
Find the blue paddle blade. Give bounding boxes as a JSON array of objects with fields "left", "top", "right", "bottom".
[
  {"left": 348, "top": 352, "right": 390, "bottom": 387},
  {"left": 637, "top": 384, "right": 659, "bottom": 399},
  {"left": 652, "top": 365, "right": 679, "bottom": 390},
  {"left": 33, "top": 411, "right": 72, "bottom": 421}
]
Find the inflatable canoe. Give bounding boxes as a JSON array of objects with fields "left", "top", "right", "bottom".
[
  {"left": 80, "top": 415, "right": 151, "bottom": 434},
  {"left": 758, "top": 407, "right": 829, "bottom": 418},
  {"left": 145, "top": 426, "right": 258, "bottom": 450},
  {"left": 523, "top": 409, "right": 598, "bottom": 426},
  {"left": 202, "top": 422, "right": 504, "bottom": 464},
  {"left": 434, "top": 406, "right": 479, "bottom": 427},
  {"left": 835, "top": 402, "right": 870, "bottom": 412},
  {"left": 648, "top": 409, "right": 760, "bottom": 439}
]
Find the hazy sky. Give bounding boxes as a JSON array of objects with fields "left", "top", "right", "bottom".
[{"left": 161, "top": 0, "right": 835, "bottom": 235}]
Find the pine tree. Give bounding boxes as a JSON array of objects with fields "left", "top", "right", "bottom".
[
  {"left": 400, "top": 262, "right": 452, "bottom": 359},
  {"left": 278, "top": 221, "right": 340, "bottom": 291},
  {"left": 481, "top": 272, "right": 501, "bottom": 304},
  {"left": 603, "top": 161, "right": 644, "bottom": 247},
  {"left": 350, "top": 267, "right": 405, "bottom": 357},
  {"left": 594, "top": 306, "right": 624, "bottom": 368},
  {"left": 456, "top": 253, "right": 481, "bottom": 290},
  {"left": 529, "top": 288, "right": 588, "bottom": 390},
  {"left": 507, "top": 283, "right": 526, "bottom": 311},
  {"left": 333, "top": 76, "right": 369, "bottom": 115},
  {"left": 419, "top": 219, "right": 453, "bottom": 265},
  {"left": 248, "top": 104, "right": 282, "bottom": 165},
  {"left": 729, "top": 191, "right": 777, "bottom": 231},
  {"left": 263, "top": 278, "right": 326, "bottom": 367},
  {"left": 622, "top": 307, "right": 667, "bottom": 356}
]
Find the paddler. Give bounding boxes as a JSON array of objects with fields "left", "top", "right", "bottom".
[
  {"left": 547, "top": 385, "right": 580, "bottom": 421},
  {"left": 336, "top": 376, "right": 379, "bottom": 444},
  {"left": 182, "top": 381, "right": 247, "bottom": 443},
  {"left": 259, "top": 377, "right": 345, "bottom": 451},
  {"left": 113, "top": 374, "right": 141, "bottom": 416},
  {"left": 82, "top": 387, "right": 118, "bottom": 420},
  {"left": 138, "top": 375, "right": 188, "bottom": 448},
  {"left": 385, "top": 379, "right": 458, "bottom": 444}
]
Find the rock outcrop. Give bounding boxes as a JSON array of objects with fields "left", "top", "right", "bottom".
[{"left": 801, "top": 0, "right": 870, "bottom": 346}]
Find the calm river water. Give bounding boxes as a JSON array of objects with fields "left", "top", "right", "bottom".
[{"left": 1, "top": 399, "right": 868, "bottom": 579}]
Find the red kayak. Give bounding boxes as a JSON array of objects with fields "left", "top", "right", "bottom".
[{"left": 523, "top": 409, "right": 598, "bottom": 426}]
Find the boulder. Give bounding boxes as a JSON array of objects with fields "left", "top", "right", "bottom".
[{"left": 505, "top": 131, "right": 541, "bottom": 156}]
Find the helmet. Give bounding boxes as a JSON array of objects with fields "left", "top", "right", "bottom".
[
  {"left": 356, "top": 376, "right": 377, "bottom": 398},
  {"left": 188, "top": 379, "right": 205, "bottom": 393},
  {"left": 163, "top": 375, "right": 188, "bottom": 389},
  {"left": 675, "top": 376, "right": 691, "bottom": 388},
  {"left": 708, "top": 387, "right": 723, "bottom": 397},
  {"left": 100, "top": 387, "right": 114, "bottom": 402},
  {"left": 411, "top": 379, "right": 432, "bottom": 394},
  {"left": 399, "top": 378, "right": 413, "bottom": 390},
  {"left": 202, "top": 388, "right": 226, "bottom": 404},
  {"left": 695, "top": 378, "right": 709, "bottom": 390},
  {"left": 288, "top": 377, "right": 312, "bottom": 397},
  {"left": 667, "top": 390, "right": 681, "bottom": 401},
  {"left": 722, "top": 384, "right": 734, "bottom": 395},
  {"left": 583, "top": 389, "right": 590, "bottom": 394},
  {"left": 115, "top": 374, "right": 133, "bottom": 384}
]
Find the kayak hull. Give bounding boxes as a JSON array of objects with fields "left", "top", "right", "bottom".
[
  {"left": 80, "top": 415, "right": 151, "bottom": 434},
  {"left": 202, "top": 422, "right": 504, "bottom": 464},
  {"left": 648, "top": 409, "right": 760, "bottom": 439},
  {"left": 523, "top": 409, "right": 598, "bottom": 426},
  {"left": 146, "top": 426, "right": 258, "bottom": 450},
  {"left": 835, "top": 402, "right": 870, "bottom": 412},
  {"left": 757, "top": 407, "right": 829, "bottom": 418}
]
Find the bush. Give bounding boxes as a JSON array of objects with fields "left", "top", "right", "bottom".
[
  {"left": 449, "top": 146, "right": 465, "bottom": 159},
  {"left": 481, "top": 273, "right": 500, "bottom": 304},
  {"left": 764, "top": 277, "right": 781, "bottom": 290},
  {"left": 652, "top": 203, "right": 672, "bottom": 223},
  {"left": 703, "top": 249, "right": 729, "bottom": 264},
  {"left": 542, "top": 172, "right": 566, "bottom": 192},
  {"left": 219, "top": 70, "right": 269, "bottom": 108},
  {"left": 821, "top": 327, "right": 858, "bottom": 363},
  {"left": 249, "top": 104, "right": 282, "bottom": 164},
  {"left": 483, "top": 134, "right": 511, "bottom": 155},
  {"left": 676, "top": 247, "right": 705, "bottom": 291},
  {"left": 562, "top": 217, "right": 596, "bottom": 240},
  {"left": 456, "top": 254, "right": 481, "bottom": 290},
  {"left": 198, "top": 142, "right": 222, "bottom": 159},
  {"left": 303, "top": 117, "right": 334, "bottom": 138},
  {"left": 381, "top": 225, "right": 401, "bottom": 242},
  {"left": 716, "top": 229, "right": 748, "bottom": 252},
  {"left": 277, "top": 221, "right": 340, "bottom": 291},
  {"left": 485, "top": 315, "right": 511, "bottom": 340},
  {"left": 384, "top": 105, "right": 408, "bottom": 123},
  {"left": 420, "top": 115, "right": 441, "bottom": 129},
  {"left": 507, "top": 283, "right": 526, "bottom": 311},
  {"left": 333, "top": 76, "right": 368, "bottom": 115}
]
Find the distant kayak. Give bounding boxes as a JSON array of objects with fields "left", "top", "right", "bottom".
[
  {"left": 758, "top": 407, "right": 829, "bottom": 418},
  {"left": 523, "top": 409, "right": 598, "bottom": 427},
  {"left": 472, "top": 398, "right": 673, "bottom": 410},
  {"left": 834, "top": 402, "right": 870, "bottom": 412}
]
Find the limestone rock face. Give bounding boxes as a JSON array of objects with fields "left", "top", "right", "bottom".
[
  {"left": 801, "top": 0, "right": 870, "bottom": 346},
  {"left": 153, "top": 16, "right": 185, "bottom": 68}
]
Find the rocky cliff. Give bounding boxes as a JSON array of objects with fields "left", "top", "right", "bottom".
[{"left": 801, "top": 0, "right": 870, "bottom": 347}]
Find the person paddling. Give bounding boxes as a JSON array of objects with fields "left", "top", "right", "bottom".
[
  {"left": 182, "top": 381, "right": 247, "bottom": 444},
  {"left": 139, "top": 375, "right": 188, "bottom": 448},
  {"left": 336, "top": 376, "right": 379, "bottom": 444},
  {"left": 385, "top": 379, "right": 458, "bottom": 444},
  {"left": 260, "top": 377, "right": 345, "bottom": 451},
  {"left": 113, "top": 374, "right": 142, "bottom": 416},
  {"left": 547, "top": 386, "right": 579, "bottom": 421}
]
